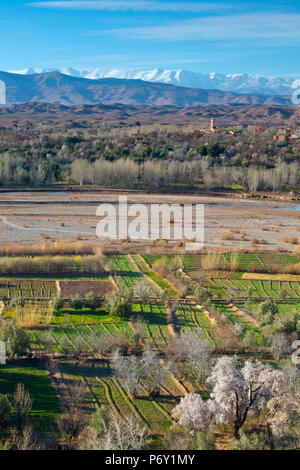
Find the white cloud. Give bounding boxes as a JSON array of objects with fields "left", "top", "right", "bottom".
[
  {"left": 102, "top": 13, "right": 300, "bottom": 41},
  {"left": 27, "top": 1, "right": 234, "bottom": 12}
]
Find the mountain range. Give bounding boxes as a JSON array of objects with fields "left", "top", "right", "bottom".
[
  {"left": 8, "top": 67, "right": 300, "bottom": 97},
  {"left": 0, "top": 71, "right": 293, "bottom": 107},
  {"left": 0, "top": 102, "right": 298, "bottom": 128}
]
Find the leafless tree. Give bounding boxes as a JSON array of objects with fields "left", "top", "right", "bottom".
[{"left": 175, "top": 328, "right": 213, "bottom": 381}]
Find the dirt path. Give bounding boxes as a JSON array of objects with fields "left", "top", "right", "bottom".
[
  {"left": 228, "top": 302, "right": 259, "bottom": 328},
  {"left": 0, "top": 215, "right": 92, "bottom": 236}
]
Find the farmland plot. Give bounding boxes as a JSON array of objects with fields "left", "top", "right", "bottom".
[
  {"left": 59, "top": 279, "right": 114, "bottom": 298},
  {"left": 131, "top": 303, "right": 169, "bottom": 349},
  {"left": 0, "top": 361, "right": 60, "bottom": 430},
  {"left": 134, "top": 255, "right": 177, "bottom": 296},
  {"left": 0, "top": 279, "right": 56, "bottom": 298},
  {"left": 109, "top": 255, "right": 144, "bottom": 290},
  {"left": 175, "top": 303, "right": 213, "bottom": 343},
  {"left": 209, "top": 278, "right": 300, "bottom": 299},
  {"left": 236, "top": 300, "right": 300, "bottom": 320},
  {"left": 213, "top": 301, "right": 262, "bottom": 344},
  {"left": 30, "top": 323, "right": 132, "bottom": 353},
  {"left": 58, "top": 361, "right": 184, "bottom": 434}
]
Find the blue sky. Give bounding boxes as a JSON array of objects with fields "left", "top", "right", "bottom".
[{"left": 1, "top": 0, "right": 300, "bottom": 75}]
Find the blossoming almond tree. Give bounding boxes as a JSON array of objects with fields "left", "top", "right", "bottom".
[
  {"left": 173, "top": 357, "right": 297, "bottom": 445},
  {"left": 208, "top": 357, "right": 296, "bottom": 441}
]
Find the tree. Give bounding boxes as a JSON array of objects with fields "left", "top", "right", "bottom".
[
  {"left": 13, "top": 384, "right": 32, "bottom": 436},
  {"left": 140, "top": 347, "right": 173, "bottom": 396},
  {"left": 207, "top": 357, "right": 294, "bottom": 440},
  {"left": 172, "top": 394, "right": 218, "bottom": 433},
  {"left": 270, "top": 333, "right": 289, "bottom": 361},
  {"left": 194, "top": 286, "right": 212, "bottom": 304},
  {"left": 104, "top": 290, "right": 130, "bottom": 316},
  {"left": 71, "top": 159, "right": 89, "bottom": 187},
  {"left": 176, "top": 329, "right": 213, "bottom": 381},
  {"left": 133, "top": 281, "right": 152, "bottom": 301},
  {"left": 83, "top": 407, "right": 150, "bottom": 450},
  {"left": 243, "top": 330, "right": 257, "bottom": 348},
  {"left": 0, "top": 320, "right": 30, "bottom": 359},
  {"left": 112, "top": 350, "right": 141, "bottom": 397},
  {"left": 52, "top": 297, "right": 64, "bottom": 311},
  {"left": 70, "top": 294, "right": 84, "bottom": 310},
  {"left": 258, "top": 300, "right": 278, "bottom": 327},
  {"left": 0, "top": 394, "right": 11, "bottom": 438},
  {"left": 56, "top": 381, "right": 87, "bottom": 444},
  {"left": 85, "top": 291, "right": 100, "bottom": 310}
]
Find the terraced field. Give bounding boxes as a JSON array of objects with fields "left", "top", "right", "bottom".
[
  {"left": 30, "top": 323, "right": 132, "bottom": 353},
  {"left": 213, "top": 301, "right": 262, "bottom": 344},
  {"left": 110, "top": 255, "right": 144, "bottom": 290},
  {"left": 209, "top": 278, "right": 300, "bottom": 298},
  {"left": 1, "top": 251, "right": 299, "bottom": 443},
  {"left": 0, "top": 361, "right": 60, "bottom": 430},
  {"left": 131, "top": 302, "right": 170, "bottom": 349},
  {"left": 0, "top": 279, "right": 56, "bottom": 298},
  {"left": 235, "top": 300, "right": 300, "bottom": 319},
  {"left": 58, "top": 360, "right": 190, "bottom": 434},
  {"left": 143, "top": 253, "right": 300, "bottom": 273},
  {"left": 175, "top": 303, "right": 210, "bottom": 329}
]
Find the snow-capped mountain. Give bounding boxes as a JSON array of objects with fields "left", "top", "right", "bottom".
[{"left": 7, "top": 67, "right": 299, "bottom": 96}]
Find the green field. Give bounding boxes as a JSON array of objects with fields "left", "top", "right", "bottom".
[
  {"left": 208, "top": 278, "right": 300, "bottom": 299},
  {"left": 1, "top": 250, "right": 300, "bottom": 442},
  {"left": 0, "top": 361, "right": 60, "bottom": 430},
  {"left": 58, "top": 360, "right": 188, "bottom": 435}
]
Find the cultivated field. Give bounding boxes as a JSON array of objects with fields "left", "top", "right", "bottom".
[{"left": 0, "top": 245, "right": 299, "bottom": 449}]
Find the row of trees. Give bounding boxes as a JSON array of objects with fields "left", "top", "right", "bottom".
[
  {"left": 0, "top": 254, "right": 104, "bottom": 275},
  {"left": 71, "top": 159, "right": 201, "bottom": 188},
  {"left": 203, "top": 161, "right": 298, "bottom": 192},
  {"left": 0, "top": 149, "right": 298, "bottom": 192}
]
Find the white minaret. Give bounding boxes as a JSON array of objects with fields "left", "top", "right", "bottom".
[{"left": 210, "top": 118, "right": 216, "bottom": 131}]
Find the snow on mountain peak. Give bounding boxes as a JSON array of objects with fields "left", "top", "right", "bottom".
[{"left": 5, "top": 67, "right": 299, "bottom": 96}]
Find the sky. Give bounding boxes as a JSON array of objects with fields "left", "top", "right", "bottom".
[{"left": 1, "top": 0, "right": 300, "bottom": 75}]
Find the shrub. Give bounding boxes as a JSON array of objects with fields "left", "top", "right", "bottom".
[
  {"left": 194, "top": 286, "right": 212, "bottom": 304},
  {"left": 52, "top": 297, "right": 64, "bottom": 310},
  {"left": 229, "top": 431, "right": 270, "bottom": 450},
  {"left": 70, "top": 294, "right": 84, "bottom": 310},
  {"left": 104, "top": 290, "right": 131, "bottom": 316},
  {"left": 0, "top": 320, "right": 30, "bottom": 359},
  {"left": 85, "top": 292, "right": 101, "bottom": 310},
  {"left": 9, "top": 298, "right": 25, "bottom": 309}
]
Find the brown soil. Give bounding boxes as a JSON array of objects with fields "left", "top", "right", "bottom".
[{"left": 59, "top": 280, "right": 114, "bottom": 298}]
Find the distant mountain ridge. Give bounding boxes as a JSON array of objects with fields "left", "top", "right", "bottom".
[
  {"left": 8, "top": 67, "right": 300, "bottom": 96},
  {"left": 0, "top": 71, "right": 293, "bottom": 107},
  {"left": 0, "top": 102, "right": 299, "bottom": 128}
]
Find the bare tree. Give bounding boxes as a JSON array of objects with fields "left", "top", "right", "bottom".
[
  {"left": 270, "top": 333, "right": 289, "bottom": 362},
  {"left": 140, "top": 347, "right": 173, "bottom": 396},
  {"left": 133, "top": 281, "right": 153, "bottom": 301},
  {"left": 71, "top": 159, "right": 89, "bottom": 187},
  {"left": 83, "top": 408, "right": 150, "bottom": 450},
  {"left": 112, "top": 350, "right": 141, "bottom": 397},
  {"left": 13, "top": 383, "right": 32, "bottom": 437},
  {"left": 175, "top": 328, "right": 213, "bottom": 381}
]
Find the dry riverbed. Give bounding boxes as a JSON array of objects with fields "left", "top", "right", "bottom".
[{"left": 0, "top": 191, "right": 298, "bottom": 251}]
